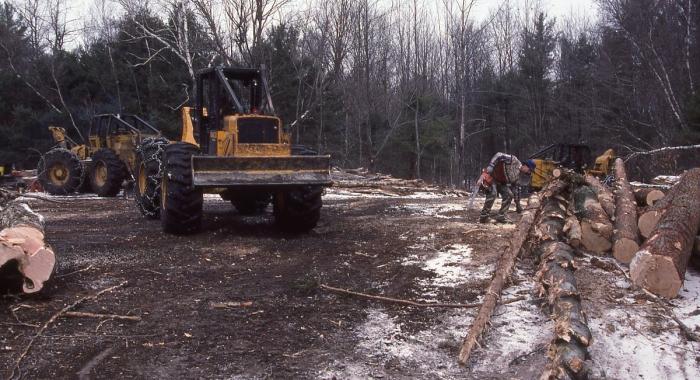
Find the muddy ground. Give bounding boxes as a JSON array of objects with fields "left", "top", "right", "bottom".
[{"left": 1, "top": 188, "right": 699, "bottom": 379}]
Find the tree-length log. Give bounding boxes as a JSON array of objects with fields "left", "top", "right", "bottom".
[
  {"left": 630, "top": 168, "right": 700, "bottom": 298},
  {"left": 573, "top": 186, "right": 613, "bottom": 254},
  {"left": 585, "top": 175, "right": 614, "bottom": 219},
  {"left": 0, "top": 202, "right": 55, "bottom": 294},
  {"left": 458, "top": 187, "right": 548, "bottom": 365},
  {"left": 633, "top": 188, "right": 665, "bottom": 207},
  {"left": 613, "top": 159, "right": 640, "bottom": 264},
  {"left": 535, "top": 193, "right": 591, "bottom": 379}
]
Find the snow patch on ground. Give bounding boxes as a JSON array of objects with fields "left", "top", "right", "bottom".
[
  {"left": 317, "top": 307, "right": 473, "bottom": 379},
  {"left": 587, "top": 269, "right": 700, "bottom": 380},
  {"left": 388, "top": 202, "right": 466, "bottom": 219}
]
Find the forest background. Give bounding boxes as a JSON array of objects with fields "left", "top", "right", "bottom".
[{"left": 1, "top": 0, "right": 699, "bottom": 184}]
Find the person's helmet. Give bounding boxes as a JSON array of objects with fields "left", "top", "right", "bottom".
[{"left": 525, "top": 159, "right": 536, "bottom": 171}]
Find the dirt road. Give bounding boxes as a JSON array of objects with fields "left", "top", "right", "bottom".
[{"left": 2, "top": 188, "right": 699, "bottom": 379}]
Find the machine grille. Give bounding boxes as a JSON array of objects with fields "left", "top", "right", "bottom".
[{"left": 237, "top": 118, "right": 279, "bottom": 144}]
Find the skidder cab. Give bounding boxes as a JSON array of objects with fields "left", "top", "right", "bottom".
[{"left": 134, "top": 66, "right": 331, "bottom": 234}]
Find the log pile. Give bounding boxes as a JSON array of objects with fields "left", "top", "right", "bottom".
[
  {"left": 630, "top": 168, "right": 700, "bottom": 298},
  {"left": 0, "top": 190, "right": 55, "bottom": 293}
]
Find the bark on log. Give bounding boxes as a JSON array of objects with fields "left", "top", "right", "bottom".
[
  {"left": 633, "top": 188, "right": 665, "bottom": 207},
  {"left": 564, "top": 216, "right": 582, "bottom": 248},
  {"left": 458, "top": 187, "right": 549, "bottom": 365},
  {"left": 573, "top": 186, "right": 613, "bottom": 254},
  {"left": 613, "top": 159, "right": 640, "bottom": 264},
  {"left": 585, "top": 175, "right": 615, "bottom": 219},
  {"left": 630, "top": 168, "right": 700, "bottom": 298},
  {"left": 535, "top": 193, "right": 592, "bottom": 379},
  {"left": 0, "top": 201, "right": 54, "bottom": 293}
]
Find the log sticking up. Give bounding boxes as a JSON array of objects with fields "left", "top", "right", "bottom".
[
  {"left": 535, "top": 192, "right": 592, "bottom": 379},
  {"left": 612, "top": 159, "right": 640, "bottom": 264},
  {"left": 630, "top": 168, "right": 700, "bottom": 298},
  {"left": 458, "top": 187, "right": 549, "bottom": 366},
  {"left": 633, "top": 188, "right": 665, "bottom": 207},
  {"left": 0, "top": 200, "right": 55, "bottom": 294},
  {"left": 573, "top": 186, "right": 613, "bottom": 254},
  {"left": 584, "top": 175, "right": 615, "bottom": 219}
]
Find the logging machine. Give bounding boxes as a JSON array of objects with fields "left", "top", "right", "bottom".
[
  {"left": 528, "top": 144, "right": 615, "bottom": 190},
  {"left": 38, "top": 115, "right": 161, "bottom": 196},
  {"left": 133, "top": 66, "right": 331, "bottom": 234}
]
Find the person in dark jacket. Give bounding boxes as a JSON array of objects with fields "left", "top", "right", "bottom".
[{"left": 478, "top": 153, "right": 536, "bottom": 223}]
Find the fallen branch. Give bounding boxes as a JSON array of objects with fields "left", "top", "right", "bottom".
[
  {"left": 319, "top": 283, "right": 526, "bottom": 309},
  {"left": 63, "top": 311, "right": 141, "bottom": 321},
  {"left": 9, "top": 281, "right": 128, "bottom": 378}
]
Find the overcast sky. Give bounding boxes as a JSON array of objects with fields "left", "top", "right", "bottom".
[{"left": 67, "top": 0, "right": 599, "bottom": 45}]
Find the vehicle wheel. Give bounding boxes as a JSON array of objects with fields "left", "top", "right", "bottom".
[
  {"left": 161, "top": 142, "right": 202, "bottom": 234},
  {"left": 37, "top": 148, "right": 83, "bottom": 195},
  {"left": 89, "top": 149, "right": 126, "bottom": 197},
  {"left": 134, "top": 137, "right": 169, "bottom": 219},
  {"left": 230, "top": 191, "right": 271, "bottom": 215},
  {"left": 274, "top": 186, "right": 322, "bottom": 232}
]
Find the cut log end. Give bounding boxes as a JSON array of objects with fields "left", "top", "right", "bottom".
[
  {"left": 580, "top": 221, "right": 612, "bottom": 254},
  {"left": 645, "top": 190, "right": 665, "bottom": 206},
  {"left": 613, "top": 238, "right": 640, "bottom": 264},
  {"left": 638, "top": 211, "right": 662, "bottom": 239},
  {"left": 630, "top": 251, "right": 683, "bottom": 298}
]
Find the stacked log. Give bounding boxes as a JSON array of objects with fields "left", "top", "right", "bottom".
[
  {"left": 633, "top": 188, "right": 665, "bottom": 207},
  {"left": 630, "top": 169, "right": 700, "bottom": 298},
  {"left": 573, "top": 186, "right": 613, "bottom": 254},
  {"left": 637, "top": 182, "right": 682, "bottom": 239},
  {"left": 534, "top": 190, "right": 592, "bottom": 379},
  {"left": 584, "top": 175, "right": 615, "bottom": 219},
  {"left": 612, "top": 159, "right": 640, "bottom": 264},
  {"left": 0, "top": 192, "right": 55, "bottom": 293}
]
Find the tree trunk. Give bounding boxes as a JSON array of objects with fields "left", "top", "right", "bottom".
[
  {"left": 585, "top": 174, "right": 615, "bottom": 219},
  {"left": 630, "top": 168, "right": 700, "bottom": 298},
  {"left": 573, "top": 186, "right": 613, "bottom": 254},
  {"left": 612, "top": 159, "right": 640, "bottom": 264},
  {"left": 0, "top": 200, "right": 55, "bottom": 294},
  {"left": 633, "top": 188, "right": 665, "bottom": 207},
  {"left": 458, "top": 189, "right": 548, "bottom": 365},
  {"left": 534, "top": 191, "right": 592, "bottom": 379}
]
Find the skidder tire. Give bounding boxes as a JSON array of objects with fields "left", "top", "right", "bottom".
[
  {"left": 135, "top": 137, "right": 169, "bottom": 219},
  {"left": 90, "top": 148, "right": 126, "bottom": 197},
  {"left": 38, "top": 148, "right": 84, "bottom": 195},
  {"left": 274, "top": 186, "right": 323, "bottom": 232},
  {"left": 161, "top": 142, "right": 202, "bottom": 234}
]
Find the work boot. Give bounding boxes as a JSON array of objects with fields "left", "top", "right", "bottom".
[
  {"left": 494, "top": 215, "right": 512, "bottom": 224},
  {"left": 478, "top": 215, "right": 490, "bottom": 223},
  {"left": 515, "top": 204, "right": 523, "bottom": 214}
]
